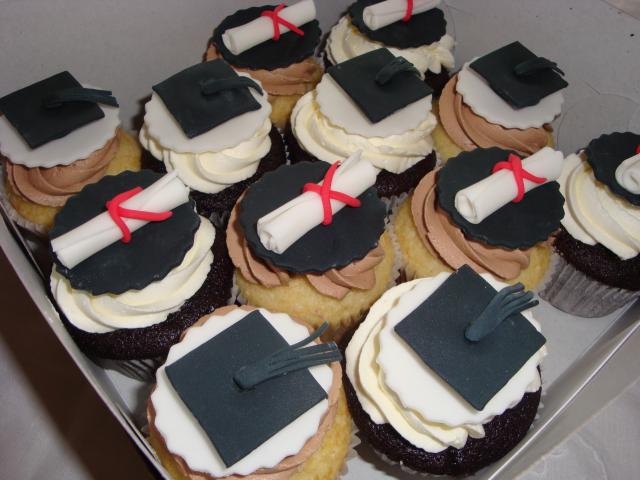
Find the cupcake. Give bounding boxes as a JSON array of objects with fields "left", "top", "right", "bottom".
[
  {"left": 345, "top": 265, "right": 547, "bottom": 475},
  {"left": 288, "top": 48, "right": 437, "bottom": 201},
  {"left": 49, "top": 170, "right": 233, "bottom": 380},
  {"left": 139, "top": 60, "right": 285, "bottom": 227},
  {"left": 394, "top": 147, "right": 565, "bottom": 290},
  {"left": 206, "top": 1, "right": 324, "bottom": 129},
  {"left": 148, "top": 305, "right": 351, "bottom": 480},
  {"left": 324, "top": 0, "right": 455, "bottom": 95},
  {"left": 542, "top": 132, "right": 640, "bottom": 317},
  {"left": 0, "top": 71, "right": 141, "bottom": 235},
  {"left": 227, "top": 155, "right": 394, "bottom": 340},
  {"left": 433, "top": 41, "right": 565, "bottom": 162}
]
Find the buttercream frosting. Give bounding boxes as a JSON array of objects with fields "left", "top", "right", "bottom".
[
  {"left": 411, "top": 170, "right": 531, "bottom": 280},
  {"left": 346, "top": 274, "right": 545, "bottom": 453},
  {"left": 326, "top": 16, "right": 455, "bottom": 76},
  {"left": 559, "top": 153, "right": 640, "bottom": 260},
  {"left": 50, "top": 217, "right": 215, "bottom": 333}
]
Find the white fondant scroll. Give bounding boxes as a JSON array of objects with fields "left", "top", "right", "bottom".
[
  {"left": 455, "top": 147, "right": 564, "bottom": 224},
  {"left": 257, "top": 151, "right": 379, "bottom": 254},
  {"left": 222, "top": 0, "right": 316, "bottom": 55},
  {"left": 363, "top": 0, "right": 440, "bottom": 30},
  {"left": 615, "top": 152, "right": 640, "bottom": 194},
  {"left": 51, "top": 171, "right": 190, "bottom": 269}
]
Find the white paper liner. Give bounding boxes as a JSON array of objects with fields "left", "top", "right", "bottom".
[
  {"left": 0, "top": 164, "right": 49, "bottom": 237},
  {"left": 92, "top": 356, "right": 165, "bottom": 383}
]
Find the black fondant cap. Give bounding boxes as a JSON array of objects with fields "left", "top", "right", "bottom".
[
  {"left": 328, "top": 48, "right": 432, "bottom": 124},
  {"left": 394, "top": 266, "right": 545, "bottom": 411},
  {"left": 165, "top": 310, "right": 327, "bottom": 467},
  {"left": 0, "top": 71, "right": 106, "bottom": 149},
  {"left": 470, "top": 41, "right": 568, "bottom": 109},
  {"left": 152, "top": 60, "right": 262, "bottom": 138}
]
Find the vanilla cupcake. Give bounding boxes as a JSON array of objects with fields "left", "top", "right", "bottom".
[
  {"left": 433, "top": 42, "right": 564, "bottom": 161},
  {"left": 394, "top": 147, "right": 566, "bottom": 290},
  {"left": 0, "top": 71, "right": 141, "bottom": 234},
  {"left": 148, "top": 305, "right": 351, "bottom": 480},
  {"left": 206, "top": 1, "right": 323, "bottom": 129},
  {"left": 324, "top": 0, "right": 455, "bottom": 95}
]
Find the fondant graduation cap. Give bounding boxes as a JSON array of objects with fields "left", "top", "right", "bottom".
[
  {"left": 0, "top": 71, "right": 116, "bottom": 149},
  {"left": 166, "top": 311, "right": 337, "bottom": 467},
  {"left": 394, "top": 266, "right": 545, "bottom": 410},
  {"left": 152, "top": 60, "right": 263, "bottom": 139},
  {"left": 328, "top": 48, "right": 432, "bottom": 124},
  {"left": 470, "top": 41, "right": 568, "bottom": 109}
]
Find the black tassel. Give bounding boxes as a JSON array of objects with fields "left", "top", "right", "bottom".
[
  {"left": 200, "top": 76, "right": 263, "bottom": 97},
  {"left": 43, "top": 87, "right": 119, "bottom": 109},
  {"left": 375, "top": 56, "right": 420, "bottom": 85}
]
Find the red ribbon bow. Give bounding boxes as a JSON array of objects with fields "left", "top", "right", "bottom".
[
  {"left": 303, "top": 161, "right": 362, "bottom": 225},
  {"left": 261, "top": 3, "right": 305, "bottom": 41},
  {"left": 106, "top": 187, "right": 173, "bottom": 243},
  {"left": 492, "top": 153, "right": 547, "bottom": 203},
  {"left": 403, "top": 0, "right": 414, "bottom": 22}
]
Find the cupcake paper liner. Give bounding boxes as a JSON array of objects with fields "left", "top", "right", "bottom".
[{"left": 92, "top": 356, "right": 165, "bottom": 383}]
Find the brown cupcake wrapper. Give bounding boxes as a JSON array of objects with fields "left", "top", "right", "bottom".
[
  {"left": 540, "top": 255, "right": 639, "bottom": 317},
  {"left": 91, "top": 356, "right": 165, "bottom": 383}
]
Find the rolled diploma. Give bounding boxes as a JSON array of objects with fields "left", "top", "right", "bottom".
[
  {"left": 257, "top": 151, "right": 379, "bottom": 254},
  {"left": 615, "top": 152, "right": 640, "bottom": 194},
  {"left": 363, "top": 0, "right": 440, "bottom": 30},
  {"left": 51, "top": 171, "right": 190, "bottom": 269},
  {"left": 455, "top": 147, "right": 564, "bottom": 224},
  {"left": 222, "top": 0, "right": 316, "bottom": 55}
]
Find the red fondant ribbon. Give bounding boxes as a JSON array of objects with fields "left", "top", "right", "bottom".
[
  {"left": 403, "top": 0, "right": 414, "bottom": 22},
  {"left": 261, "top": 3, "right": 305, "bottom": 41},
  {"left": 303, "top": 161, "right": 362, "bottom": 225},
  {"left": 635, "top": 145, "right": 640, "bottom": 154},
  {"left": 492, "top": 153, "right": 547, "bottom": 203},
  {"left": 106, "top": 187, "right": 173, "bottom": 243}
]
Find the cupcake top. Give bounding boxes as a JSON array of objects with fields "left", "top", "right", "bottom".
[
  {"left": 439, "top": 41, "right": 567, "bottom": 156},
  {"left": 559, "top": 132, "right": 640, "bottom": 260},
  {"left": 346, "top": 266, "right": 546, "bottom": 452},
  {"left": 149, "top": 305, "right": 342, "bottom": 478},
  {"left": 139, "top": 60, "right": 273, "bottom": 195},
  {"left": 49, "top": 170, "right": 216, "bottom": 334},
  {"left": 291, "top": 48, "right": 437, "bottom": 174},
  {"left": 326, "top": 0, "right": 455, "bottom": 76}
]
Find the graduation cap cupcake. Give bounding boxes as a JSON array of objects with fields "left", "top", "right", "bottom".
[
  {"left": 205, "top": 0, "right": 324, "bottom": 129},
  {"left": 148, "top": 305, "right": 351, "bottom": 480},
  {"left": 393, "top": 146, "right": 565, "bottom": 290},
  {"left": 139, "top": 60, "right": 285, "bottom": 227},
  {"left": 0, "top": 71, "right": 141, "bottom": 234},
  {"left": 433, "top": 41, "right": 566, "bottom": 161},
  {"left": 48, "top": 170, "right": 233, "bottom": 380},
  {"left": 345, "top": 266, "right": 547, "bottom": 475},
  {"left": 324, "top": 0, "right": 455, "bottom": 95},
  {"left": 226, "top": 153, "right": 394, "bottom": 340},
  {"left": 288, "top": 48, "right": 437, "bottom": 200},
  {"left": 542, "top": 132, "right": 640, "bottom": 317}
]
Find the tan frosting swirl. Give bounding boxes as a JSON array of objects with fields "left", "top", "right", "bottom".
[
  {"left": 4, "top": 132, "right": 119, "bottom": 207},
  {"left": 411, "top": 170, "right": 531, "bottom": 280},
  {"left": 227, "top": 201, "right": 384, "bottom": 300},
  {"left": 206, "top": 45, "right": 323, "bottom": 96},
  {"left": 439, "top": 75, "right": 549, "bottom": 157}
]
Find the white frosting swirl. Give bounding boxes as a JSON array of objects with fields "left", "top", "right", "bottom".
[
  {"left": 346, "top": 274, "right": 545, "bottom": 453},
  {"left": 291, "top": 90, "right": 436, "bottom": 174},
  {"left": 50, "top": 218, "right": 215, "bottom": 333},
  {"left": 559, "top": 153, "right": 640, "bottom": 260},
  {"left": 326, "top": 16, "right": 455, "bottom": 76}
]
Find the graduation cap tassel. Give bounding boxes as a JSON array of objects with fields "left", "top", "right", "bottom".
[
  {"left": 200, "top": 76, "right": 263, "bottom": 97},
  {"left": 514, "top": 57, "right": 565, "bottom": 77},
  {"left": 375, "top": 56, "right": 421, "bottom": 85},
  {"left": 234, "top": 321, "right": 342, "bottom": 390},
  {"left": 465, "top": 283, "right": 539, "bottom": 342},
  {"left": 42, "top": 87, "right": 119, "bottom": 109}
]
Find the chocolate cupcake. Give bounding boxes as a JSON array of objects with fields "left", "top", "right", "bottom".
[
  {"left": 0, "top": 71, "right": 141, "bottom": 235},
  {"left": 206, "top": 1, "right": 324, "bottom": 129},
  {"left": 139, "top": 60, "right": 285, "bottom": 227},
  {"left": 345, "top": 266, "right": 547, "bottom": 475},
  {"left": 542, "top": 133, "right": 640, "bottom": 316},
  {"left": 148, "top": 305, "right": 351, "bottom": 480},
  {"left": 49, "top": 170, "right": 232, "bottom": 380},
  {"left": 324, "top": 0, "right": 455, "bottom": 95},
  {"left": 288, "top": 48, "right": 437, "bottom": 203},
  {"left": 433, "top": 42, "right": 564, "bottom": 161}
]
